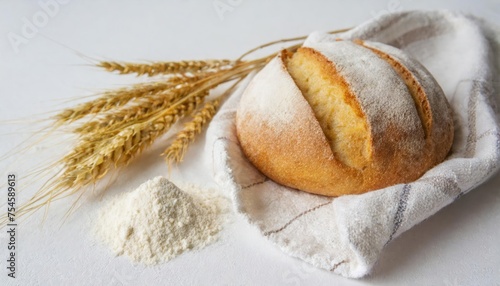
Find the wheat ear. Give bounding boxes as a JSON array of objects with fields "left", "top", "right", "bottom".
[
  {"left": 162, "top": 99, "right": 220, "bottom": 163},
  {"left": 54, "top": 81, "right": 174, "bottom": 124},
  {"left": 74, "top": 83, "right": 198, "bottom": 135},
  {"left": 98, "top": 59, "right": 235, "bottom": 76},
  {"left": 162, "top": 79, "right": 242, "bottom": 163}
]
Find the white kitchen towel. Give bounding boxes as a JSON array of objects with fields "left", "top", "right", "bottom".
[{"left": 203, "top": 10, "right": 500, "bottom": 278}]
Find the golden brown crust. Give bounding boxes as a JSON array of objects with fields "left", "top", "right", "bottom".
[{"left": 236, "top": 41, "right": 454, "bottom": 197}]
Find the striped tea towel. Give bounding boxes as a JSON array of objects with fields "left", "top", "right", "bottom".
[{"left": 203, "top": 10, "right": 500, "bottom": 278}]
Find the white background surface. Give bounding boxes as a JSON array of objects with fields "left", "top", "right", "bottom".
[{"left": 0, "top": 1, "right": 499, "bottom": 285}]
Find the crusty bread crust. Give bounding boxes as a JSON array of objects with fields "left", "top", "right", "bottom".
[{"left": 236, "top": 41, "right": 454, "bottom": 196}]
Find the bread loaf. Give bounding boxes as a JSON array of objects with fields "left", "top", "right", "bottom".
[{"left": 236, "top": 40, "right": 454, "bottom": 196}]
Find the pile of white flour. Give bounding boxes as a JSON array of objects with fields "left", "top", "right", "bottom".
[{"left": 94, "top": 176, "right": 229, "bottom": 265}]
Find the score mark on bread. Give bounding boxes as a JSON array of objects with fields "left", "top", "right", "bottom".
[{"left": 236, "top": 40, "right": 454, "bottom": 197}]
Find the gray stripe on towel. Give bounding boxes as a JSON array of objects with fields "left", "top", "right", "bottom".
[
  {"left": 263, "top": 200, "right": 333, "bottom": 236},
  {"left": 386, "top": 184, "right": 411, "bottom": 245}
]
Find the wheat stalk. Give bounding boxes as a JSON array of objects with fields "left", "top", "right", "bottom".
[
  {"left": 162, "top": 79, "right": 242, "bottom": 163},
  {"left": 98, "top": 59, "right": 235, "bottom": 76},
  {"left": 55, "top": 81, "right": 172, "bottom": 124},
  {"left": 11, "top": 93, "right": 206, "bottom": 220},
  {"left": 71, "top": 90, "right": 209, "bottom": 170},
  {"left": 74, "top": 84, "right": 198, "bottom": 134},
  {"left": 54, "top": 74, "right": 212, "bottom": 125},
  {"left": 163, "top": 99, "right": 220, "bottom": 163}
]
